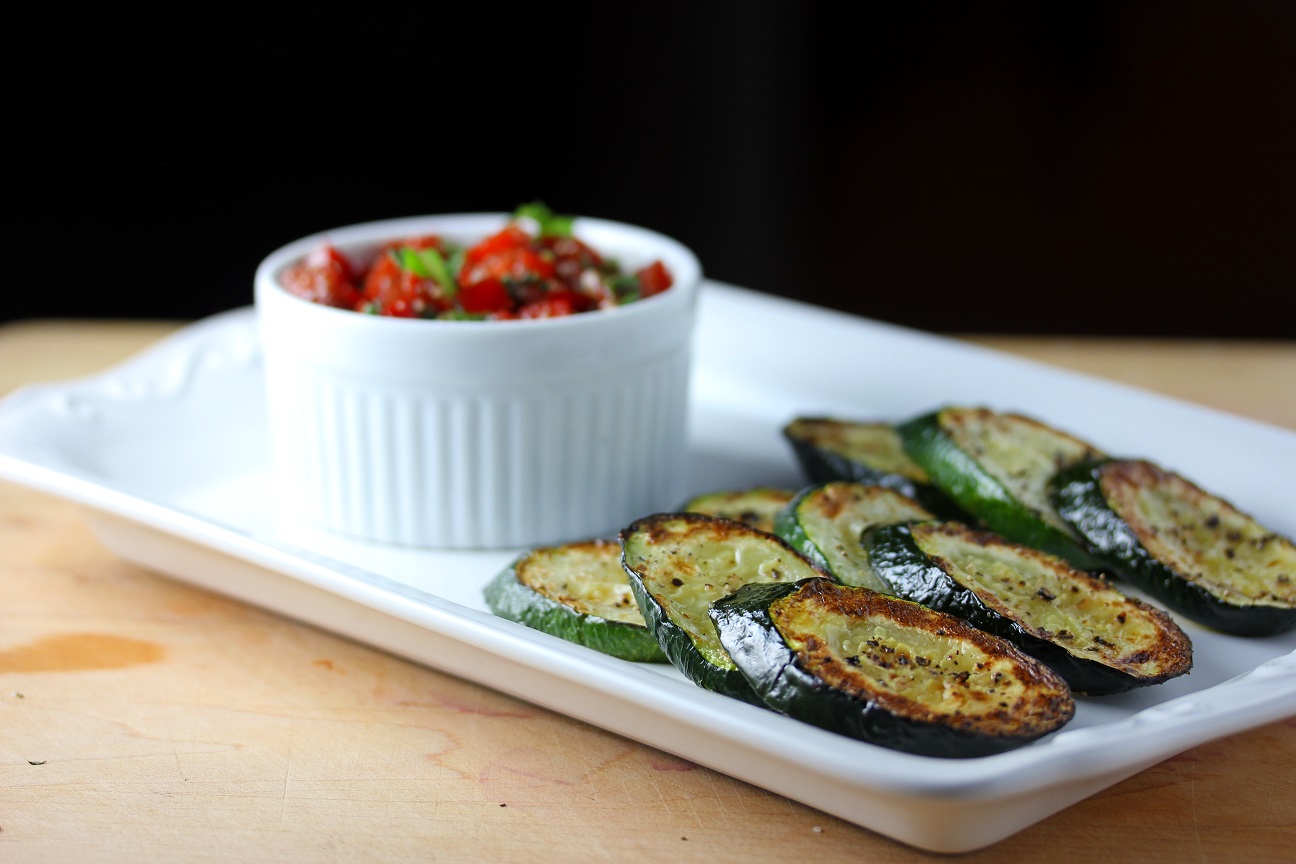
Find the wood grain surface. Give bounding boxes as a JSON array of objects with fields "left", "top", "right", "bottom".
[{"left": 1, "top": 319, "right": 1293, "bottom": 863}]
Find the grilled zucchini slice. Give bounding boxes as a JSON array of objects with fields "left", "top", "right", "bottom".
[
  {"left": 865, "top": 521, "right": 1193, "bottom": 694},
  {"left": 709, "top": 579, "right": 1075, "bottom": 757},
  {"left": 772, "top": 482, "right": 933, "bottom": 593},
  {"left": 783, "top": 417, "right": 956, "bottom": 514},
  {"left": 681, "top": 487, "right": 796, "bottom": 533},
  {"left": 1051, "top": 459, "right": 1296, "bottom": 636},
  {"left": 484, "top": 539, "right": 667, "bottom": 662},
  {"left": 897, "top": 407, "right": 1107, "bottom": 569},
  {"left": 619, "top": 513, "right": 829, "bottom": 703}
]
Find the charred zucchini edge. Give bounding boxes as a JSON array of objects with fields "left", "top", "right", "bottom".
[
  {"left": 865, "top": 522, "right": 1193, "bottom": 694},
  {"left": 710, "top": 579, "right": 1075, "bottom": 758},
  {"left": 1051, "top": 459, "right": 1296, "bottom": 637}
]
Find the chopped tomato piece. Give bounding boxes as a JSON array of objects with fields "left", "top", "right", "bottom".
[
  {"left": 280, "top": 244, "right": 361, "bottom": 309},
  {"left": 282, "top": 206, "right": 674, "bottom": 320},
  {"left": 459, "top": 278, "right": 514, "bottom": 315},
  {"left": 461, "top": 245, "right": 556, "bottom": 288},
  {"left": 462, "top": 224, "right": 531, "bottom": 269},
  {"left": 635, "top": 260, "right": 673, "bottom": 298},
  {"left": 309, "top": 244, "right": 359, "bottom": 281},
  {"left": 359, "top": 252, "right": 452, "bottom": 318}
]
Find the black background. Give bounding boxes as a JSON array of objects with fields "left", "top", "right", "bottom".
[{"left": 9, "top": 4, "right": 1295, "bottom": 337}]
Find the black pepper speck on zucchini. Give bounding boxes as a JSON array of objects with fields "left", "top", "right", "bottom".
[
  {"left": 1051, "top": 459, "right": 1296, "bottom": 636},
  {"left": 483, "top": 539, "right": 667, "bottom": 662},
  {"left": 897, "top": 407, "right": 1107, "bottom": 570},
  {"left": 865, "top": 521, "right": 1193, "bottom": 694},
  {"left": 709, "top": 579, "right": 1075, "bottom": 757},
  {"left": 772, "top": 482, "right": 933, "bottom": 594},
  {"left": 619, "top": 513, "right": 829, "bottom": 703}
]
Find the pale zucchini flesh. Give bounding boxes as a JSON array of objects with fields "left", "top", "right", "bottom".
[
  {"left": 620, "top": 513, "right": 827, "bottom": 700},
  {"left": 773, "top": 482, "right": 933, "bottom": 593},
  {"left": 783, "top": 417, "right": 961, "bottom": 516},
  {"left": 515, "top": 540, "right": 644, "bottom": 624},
  {"left": 901, "top": 521, "right": 1193, "bottom": 692},
  {"left": 785, "top": 418, "right": 932, "bottom": 483},
  {"left": 937, "top": 409, "right": 1098, "bottom": 534},
  {"left": 483, "top": 539, "right": 666, "bottom": 662},
  {"left": 899, "top": 407, "right": 1107, "bottom": 569},
  {"left": 681, "top": 487, "right": 796, "bottom": 533},
  {"left": 1052, "top": 459, "right": 1296, "bottom": 636},
  {"left": 1103, "top": 462, "right": 1296, "bottom": 608}
]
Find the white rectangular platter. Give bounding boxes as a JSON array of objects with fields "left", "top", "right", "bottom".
[{"left": 1, "top": 282, "right": 1293, "bottom": 853}]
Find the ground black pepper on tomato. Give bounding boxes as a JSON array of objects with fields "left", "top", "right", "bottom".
[{"left": 280, "top": 203, "right": 673, "bottom": 320}]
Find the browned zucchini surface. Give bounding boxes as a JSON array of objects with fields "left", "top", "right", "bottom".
[{"left": 711, "top": 579, "right": 1076, "bottom": 757}]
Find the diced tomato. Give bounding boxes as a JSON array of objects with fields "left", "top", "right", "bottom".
[
  {"left": 635, "top": 260, "right": 673, "bottom": 298},
  {"left": 284, "top": 209, "right": 673, "bottom": 321},
  {"left": 461, "top": 245, "right": 556, "bottom": 288},
  {"left": 308, "top": 244, "right": 359, "bottom": 281},
  {"left": 462, "top": 224, "right": 531, "bottom": 269},
  {"left": 518, "top": 289, "right": 596, "bottom": 319},
  {"left": 459, "top": 224, "right": 558, "bottom": 289},
  {"left": 280, "top": 244, "right": 361, "bottom": 309},
  {"left": 358, "top": 252, "right": 452, "bottom": 318},
  {"left": 458, "top": 278, "right": 514, "bottom": 315}
]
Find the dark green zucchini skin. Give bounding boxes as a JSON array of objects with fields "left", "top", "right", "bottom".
[
  {"left": 865, "top": 522, "right": 1192, "bottom": 694},
  {"left": 1051, "top": 460, "right": 1296, "bottom": 637},
  {"left": 782, "top": 419, "right": 961, "bottom": 518},
  {"left": 482, "top": 559, "right": 668, "bottom": 663},
  {"left": 897, "top": 410, "right": 1105, "bottom": 570},
  {"left": 710, "top": 580, "right": 1074, "bottom": 758}
]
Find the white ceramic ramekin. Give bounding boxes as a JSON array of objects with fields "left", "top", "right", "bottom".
[{"left": 255, "top": 213, "right": 701, "bottom": 549}]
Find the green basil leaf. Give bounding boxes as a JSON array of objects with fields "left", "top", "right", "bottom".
[
  {"left": 609, "top": 273, "right": 641, "bottom": 303},
  {"left": 395, "top": 246, "right": 457, "bottom": 298},
  {"left": 513, "top": 200, "right": 573, "bottom": 237}
]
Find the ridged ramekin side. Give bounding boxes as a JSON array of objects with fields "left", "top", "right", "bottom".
[{"left": 262, "top": 348, "right": 690, "bottom": 548}]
